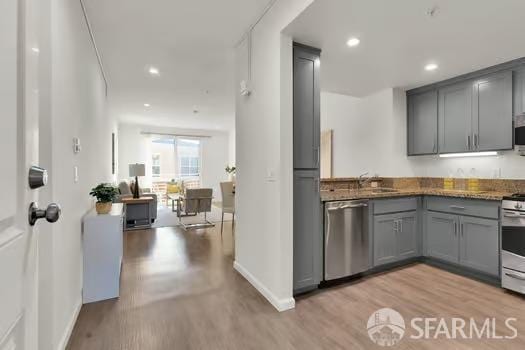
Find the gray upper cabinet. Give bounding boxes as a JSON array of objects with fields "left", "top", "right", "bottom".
[
  {"left": 293, "top": 45, "right": 320, "bottom": 169},
  {"left": 407, "top": 90, "right": 438, "bottom": 155},
  {"left": 438, "top": 82, "right": 473, "bottom": 153},
  {"left": 373, "top": 215, "right": 398, "bottom": 266},
  {"left": 293, "top": 170, "right": 322, "bottom": 292},
  {"left": 397, "top": 212, "right": 418, "bottom": 259},
  {"left": 425, "top": 211, "right": 458, "bottom": 264},
  {"left": 408, "top": 60, "right": 521, "bottom": 156},
  {"left": 472, "top": 71, "right": 513, "bottom": 151},
  {"left": 459, "top": 216, "right": 499, "bottom": 276},
  {"left": 514, "top": 67, "right": 525, "bottom": 116}
]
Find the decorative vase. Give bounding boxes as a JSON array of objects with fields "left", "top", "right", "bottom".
[{"left": 96, "top": 202, "right": 112, "bottom": 214}]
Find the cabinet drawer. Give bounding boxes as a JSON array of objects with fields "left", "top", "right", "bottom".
[
  {"left": 425, "top": 197, "right": 499, "bottom": 219},
  {"left": 373, "top": 197, "right": 418, "bottom": 215}
]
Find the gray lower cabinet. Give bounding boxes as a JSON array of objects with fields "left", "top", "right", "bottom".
[
  {"left": 459, "top": 216, "right": 499, "bottom": 276},
  {"left": 407, "top": 90, "right": 438, "bottom": 155},
  {"left": 438, "top": 82, "right": 473, "bottom": 153},
  {"left": 373, "top": 211, "right": 418, "bottom": 267},
  {"left": 397, "top": 212, "right": 418, "bottom": 259},
  {"left": 293, "top": 170, "right": 322, "bottom": 293},
  {"left": 425, "top": 210, "right": 499, "bottom": 277},
  {"left": 425, "top": 212, "right": 459, "bottom": 264},
  {"left": 373, "top": 214, "right": 398, "bottom": 266},
  {"left": 472, "top": 71, "right": 513, "bottom": 151}
]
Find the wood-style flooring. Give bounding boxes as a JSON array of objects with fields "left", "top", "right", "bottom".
[{"left": 67, "top": 223, "right": 525, "bottom": 349}]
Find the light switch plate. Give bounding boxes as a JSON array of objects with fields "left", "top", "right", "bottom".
[{"left": 74, "top": 166, "right": 79, "bottom": 183}]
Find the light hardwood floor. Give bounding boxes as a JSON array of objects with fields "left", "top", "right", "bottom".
[{"left": 67, "top": 224, "right": 525, "bottom": 349}]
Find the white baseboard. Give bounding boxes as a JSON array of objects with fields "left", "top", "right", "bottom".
[
  {"left": 233, "top": 261, "right": 295, "bottom": 312},
  {"left": 57, "top": 298, "right": 81, "bottom": 350}
]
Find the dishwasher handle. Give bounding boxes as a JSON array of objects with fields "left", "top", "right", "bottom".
[{"left": 327, "top": 203, "right": 368, "bottom": 212}]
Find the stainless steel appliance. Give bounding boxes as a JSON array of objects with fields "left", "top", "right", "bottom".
[
  {"left": 501, "top": 194, "right": 525, "bottom": 294},
  {"left": 324, "top": 200, "right": 369, "bottom": 281}
]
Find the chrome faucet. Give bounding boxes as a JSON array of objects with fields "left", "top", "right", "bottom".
[{"left": 358, "top": 172, "right": 372, "bottom": 189}]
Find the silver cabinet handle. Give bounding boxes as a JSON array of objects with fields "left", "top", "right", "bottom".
[
  {"left": 450, "top": 205, "right": 465, "bottom": 210},
  {"left": 399, "top": 219, "right": 403, "bottom": 232},
  {"left": 467, "top": 135, "right": 471, "bottom": 150},
  {"left": 393, "top": 220, "right": 398, "bottom": 233},
  {"left": 454, "top": 222, "right": 457, "bottom": 236},
  {"left": 505, "top": 272, "right": 525, "bottom": 281},
  {"left": 461, "top": 223, "right": 464, "bottom": 237},
  {"left": 314, "top": 147, "right": 320, "bottom": 168},
  {"left": 474, "top": 134, "right": 478, "bottom": 149},
  {"left": 503, "top": 212, "right": 520, "bottom": 218}
]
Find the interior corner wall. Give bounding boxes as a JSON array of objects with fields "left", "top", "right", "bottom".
[
  {"left": 234, "top": 0, "right": 315, "bottom": 311},
  {"left": 37, "top": 0, "right": 114, "bottom": 349},
  {"left": 322, "top": 88, "right": 525, "bottom": 179}
]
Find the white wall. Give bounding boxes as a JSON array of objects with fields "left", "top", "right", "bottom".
[
  {"left": 117, "top": 123, "right": 230, "bottom": 196},
  {"left": 234, "top": 0, "right": 314, "bottom": 311},
  {"left": 322, "top": 88, "right": 525, "bottom": 179},
  {"left": 37, "top": 1, "right": 115, "bottom": 349}
]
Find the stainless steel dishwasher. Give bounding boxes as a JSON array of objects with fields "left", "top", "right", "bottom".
[{"left": 324, "top": 199, "right": 369, "bottom": 281}]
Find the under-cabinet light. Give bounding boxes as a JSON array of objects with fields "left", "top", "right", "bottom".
[{"left": 439, "top": 152, "right": 498, "bottom": 158}]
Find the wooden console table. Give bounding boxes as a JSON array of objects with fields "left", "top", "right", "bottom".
[{"left": 121, "top": 196, "right": 154, "bottom": 230}]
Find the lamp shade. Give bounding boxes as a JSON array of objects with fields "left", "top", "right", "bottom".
[{"left": 129, "top": 163, "right": 146, "bottom": 177}]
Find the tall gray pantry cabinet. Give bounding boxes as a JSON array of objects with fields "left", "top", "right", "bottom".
[{"left": 293, "top": 44, "right": 322, "bottom": 294}]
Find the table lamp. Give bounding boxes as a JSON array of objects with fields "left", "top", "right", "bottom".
[{"left": 129, "top": 163, "right": 146, "bottom": 198}]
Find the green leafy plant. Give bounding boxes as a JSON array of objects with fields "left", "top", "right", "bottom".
[
  {"left": 225, "top": 165, "right": 236, "bottom": 174},
  {"left": 89, "top": 183, "right": 118, "bottom": 203}
]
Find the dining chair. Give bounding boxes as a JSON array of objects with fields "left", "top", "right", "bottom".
[{"left": 220, "top": 182, "right": 235, "bottom": 237}]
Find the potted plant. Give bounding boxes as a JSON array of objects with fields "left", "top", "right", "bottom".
[
  {"left": 225, "top": 165, "right": 236, "bottom": 181},
  {"left": 90, "top": 183, "right": 118, "bottom": 214}
]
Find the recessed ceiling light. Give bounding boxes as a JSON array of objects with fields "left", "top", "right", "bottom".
[
  {"left": 148, "top": 66, "right": 160, "bottom": 76},
  {"left": 144, "top": 103, "right": 151, "bottom": 107},
  {"left": 425, "top": 63, "right": 438, "bottom": 71},
  {"left": 346, "top": 38, "right": 360, "bottom": 47},
  {"left": 31, "top": 47, "right": 39, "bottom": 53}
]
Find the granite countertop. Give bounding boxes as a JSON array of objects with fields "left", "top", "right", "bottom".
[{"left": 320, "top": 188, "right": 511, "bottom": 202}]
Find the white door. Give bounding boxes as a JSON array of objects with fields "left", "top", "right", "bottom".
[{"left": 0, "top": 0, "right": 56, "bottom": 349}]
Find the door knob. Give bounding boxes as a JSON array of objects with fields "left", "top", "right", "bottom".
[{"left": 28, "top": 202, "right": 61, "bottom": 226}]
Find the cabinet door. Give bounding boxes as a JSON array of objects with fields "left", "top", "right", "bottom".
[
  {"left": 407, "top": 90, "right": 438, "bottom": 155},
  {"left": 438, "top": 83, "right": 473, "bottom": 153},
  {"left": 472, "top": 71, "right": 513, "bottom": 151},
  {"left": 397, "top": 212, "right": 418, "bottom": 259},
  {"left": 513, "top": 67, "right": 525, "bottom": 116},
  {"left": 293, "top": 45, "right": 320, "bottom": 169},
  {"left": 373, "top": 215, "right": 398, "bottom": 266},
  {"left": 293, "top": 170, "right": 322, "bottom": 292},
  {"left": 459, "top": 216, "right": 499, "bottom": 276},
  {"left": 425, "top": 212, "right": 459, "bottom": 264}
]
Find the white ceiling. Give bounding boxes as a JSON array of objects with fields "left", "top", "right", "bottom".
[
  {"left": 284, "top": 0, "right": 525, "bottom": 97},
  {"left": 83, "top": 0, "right": 272, "bottom": 130}
]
